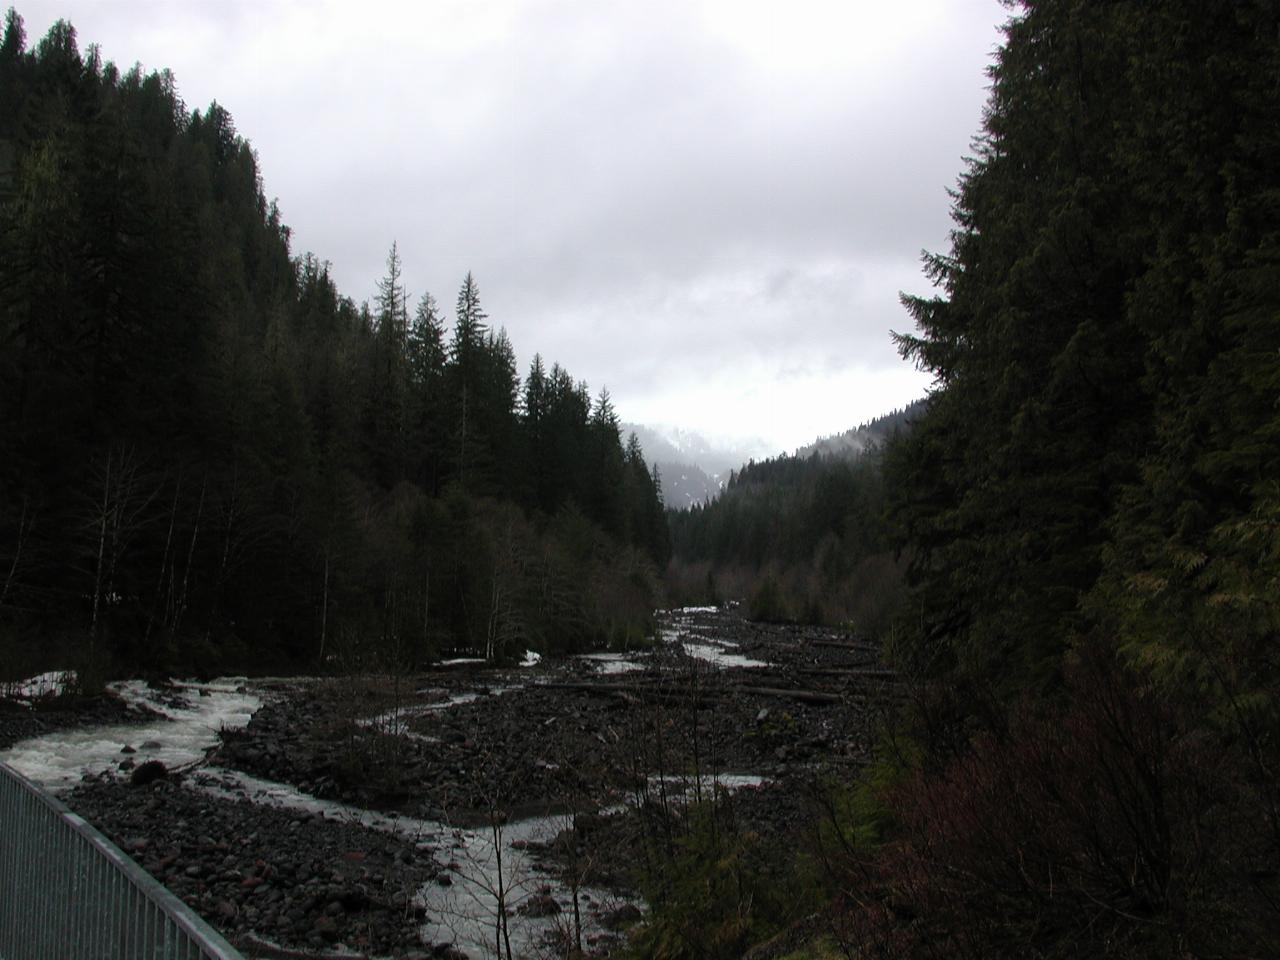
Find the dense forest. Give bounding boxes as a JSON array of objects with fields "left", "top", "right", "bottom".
[
  {"left": 659, "top": 1, "right": 1280, "bottom": 956},
  {"left": 0, "top": 10, "right": 668, "bottom": 679},
  {"left": 858, "top": 1, "right": 1279, "bottom": 955},
  {"left": 666, "top": 405, "right": 917, "bottom": 630}
]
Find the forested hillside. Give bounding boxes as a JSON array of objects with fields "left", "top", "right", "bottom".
[
  {"left": 666, "top": 406, "right": 915, "bottom": 630},
  {"left": 618, "top": 423, "right": 754, "bottom": 510},
  {"left": 888, "top": 0, "right": 1280, "bottom": 700},
  {"left": 0, "top": 11, "right": 668, "bottom": 678},
  {"left": 854, "top": 1, "right": 1280, "bottom": 955},
  {"left": 663, "top": 2, "right": 1280, "bottom": 956},
  {"left": 793, "top": 399, "right": 921, "bottom": 460}
]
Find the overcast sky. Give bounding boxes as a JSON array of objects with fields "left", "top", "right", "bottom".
[{"left": 24, "top": 0, "right": 1006, "bottom": 455}]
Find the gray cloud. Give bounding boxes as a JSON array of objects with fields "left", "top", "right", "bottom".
[{"left": 23, "top": 0, "right": 1004, "bottom": 450}]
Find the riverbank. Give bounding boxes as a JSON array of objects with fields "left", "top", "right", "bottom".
[
  {"left": 2, "top": 606, "right": 897, "bottom": 958},
  {"left": 65, "top": 775, "right": 441, "bottom": 957},
  {"left": 0, "top": 688, "right": 154, "bottom": 752}
]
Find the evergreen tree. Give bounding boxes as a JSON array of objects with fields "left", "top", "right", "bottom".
[
  {"left": 890, "top": 0, "right": 1154, "bottom": 690},
  {"left": 408, "top": 291, "right": 444, "bottom": 386},
  {"left": 869, "top": 6, "right": 1280, "bottom": 952},
  {"left": 374, "top": 240, "right": 408, "bottom": 350},
  {"left": 0, "top": 12, "right": 669, "bottom": 675},
  {"left": 362, "top": 243, "right": 412, "bottom": 486},
  {"left": 451, "top": 270, "right": 486, "bottom": 371},
  {"left": 407, "top": 290, "right": 447, "bottom": 492},
  {"left": 586, "top": 388, "right": 625, "bottom": 537},
  {"left": 447, "top": 272, "right": 487, "bottom": 486},
  {"left": 1, "top": 7, "right": 23, "bottom": 61}
]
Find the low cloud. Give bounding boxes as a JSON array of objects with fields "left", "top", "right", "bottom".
[{"left": 23, "top": 0, "right": 1001, "bottom": 447}]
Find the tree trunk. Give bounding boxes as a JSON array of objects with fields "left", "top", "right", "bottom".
[
  {"left": 144, "top": 472, "right": 181, "bottom": 646},
  {"left": 318, "top": 549, "right": 330, "bottom": 665},
  {"left": 0, "top": 496, "right": 31, "bottom": 609},
  {"left": 173, "top": 471, "right": 206, "bottom": 637},
  {"left": 89, "top": 447, "right": 114, "bottom": 654}
]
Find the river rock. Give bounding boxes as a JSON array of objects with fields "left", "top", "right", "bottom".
[
  {"left": 602, "top": 903, "right": 643, "bottom": 930},
  {"left": 130, "top": 759, "right": 167, "bottom": 786},
  {"left": 518, "top": 892, "right": 561, "bottom": 917},
  {"left": 65, "top": 776, "right": 440, "bottom": 956},
  {"left": 312, "top": 913, "right": 339, "bottom": 940}
]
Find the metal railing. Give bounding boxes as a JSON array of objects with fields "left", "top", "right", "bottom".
[{"left": 0, "top": 761, "right": 244, "bottom": 959}]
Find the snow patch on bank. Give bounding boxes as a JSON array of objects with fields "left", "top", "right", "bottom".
[
  {"left": 660, "top": 627, "right": 770, "bottom": 669},
  {"left": 2, "top": 669, "right": 77, "bottom": 705},
  {"left": 648, "top": 771, "right": 770, "bottom": 801},
  {"left": 681, "top": 641, "right": 769, "bottom": 669},
  {"left": 575, "top": 652, "right": 646, "bottom": 675}
]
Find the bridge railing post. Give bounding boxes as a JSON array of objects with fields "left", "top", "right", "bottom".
[{"left": 0, "top": 761, "right": 244, "bottom": 960}]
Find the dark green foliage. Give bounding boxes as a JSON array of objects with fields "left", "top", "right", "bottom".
[
  {"left": 889, "top": 0, "right": 1280, "bottom": 702},
  {"left": 747, "top": 576, "right": 790, "bottom": 624},
  {"left": 0, "top": 10, "right": 668, "bottom": 675},
  {"left": 668, "top": 412, "right": 912, "bottom": 630},
  {"left": 629, "top": 797, "right": 806, "bottom": 960},
  {"left": 856, "top": 1, "right": 1280, "bottom": 955},
  {"left": 822, "top": 649, "right": 1279, "bottom": 959}
]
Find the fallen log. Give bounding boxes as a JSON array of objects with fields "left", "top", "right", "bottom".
[
  {"left": 538, "top": 679, "right": 842, "bottom": 706},
  {"left": 538, "top": 680, "right": 721, "bottom": 706},
  {"left": 806, "top": 639, "right": 880, "bottom": 651},
  {"left": 793, "top": 667, "right": 898, "bottom": 680},
  {"left": 236, "top": 932, "right": 372, "bottom": 960},
  {"left": 731, "top": 685, "right": 842, "bottom": 705}
]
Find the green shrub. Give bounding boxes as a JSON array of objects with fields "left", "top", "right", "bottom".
[
  {"left": 748, "top": 576, "right": 792, "bottom": 623},
  {"left": 628, "top": 799, "right": 809, "bottom": 960}
]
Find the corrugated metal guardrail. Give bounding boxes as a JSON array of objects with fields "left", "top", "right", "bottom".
[{"left": 0, "top": 761, "right": 244, "bottom": 959}]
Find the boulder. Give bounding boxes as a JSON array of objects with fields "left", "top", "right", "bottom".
[
  {"left": 518, "top": 893, "right": 561, "bottom": 917},
  {"left": 129, "top": 760, "right": 167, "bottom": 787},
  {"left": 602, "top": 903, "right": 643, "bottom": 930}
]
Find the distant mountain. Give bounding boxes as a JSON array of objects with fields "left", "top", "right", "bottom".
[
  {"left": 793, "top": 399, "right": 926, "bottom": 461},
  {"left": 651, "top": 461, "right": 721, "bottom": 510},
  {"left": 666, "top": 400, "right": 928, "bottom": 624},
  {"left": 621, "top": 424, "right": 770, "bottom": 509},
  {"left": 626, "top": 401, "right": 926, "bottom": 509},
  {"left": 623, "top": 424, "right": 770, "bottom": 476}
]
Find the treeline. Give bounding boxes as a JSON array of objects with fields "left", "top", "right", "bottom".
[
  {"left": 666, "top": 407, "right": 913, "bottom": 631},
  {"left": 850, "top": 1, "right": 1280, "bottom": 956},
  {"left": 0, "top": 11, "right": 668, "bottom": 677}
]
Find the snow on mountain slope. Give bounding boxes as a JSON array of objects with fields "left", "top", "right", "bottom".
[{"left": 621, "top": 423, "right": 773, "bottom": 509}]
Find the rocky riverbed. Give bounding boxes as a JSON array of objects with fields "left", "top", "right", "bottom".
[
  {"left": 1, "top": 606, "right": 898, "bottom": 959},
  {"left": 212, "top": 607, "right": 892, "bottom": 821},
  {"left": 65, "top": 776, "right": 441, "bottom": 957}
]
